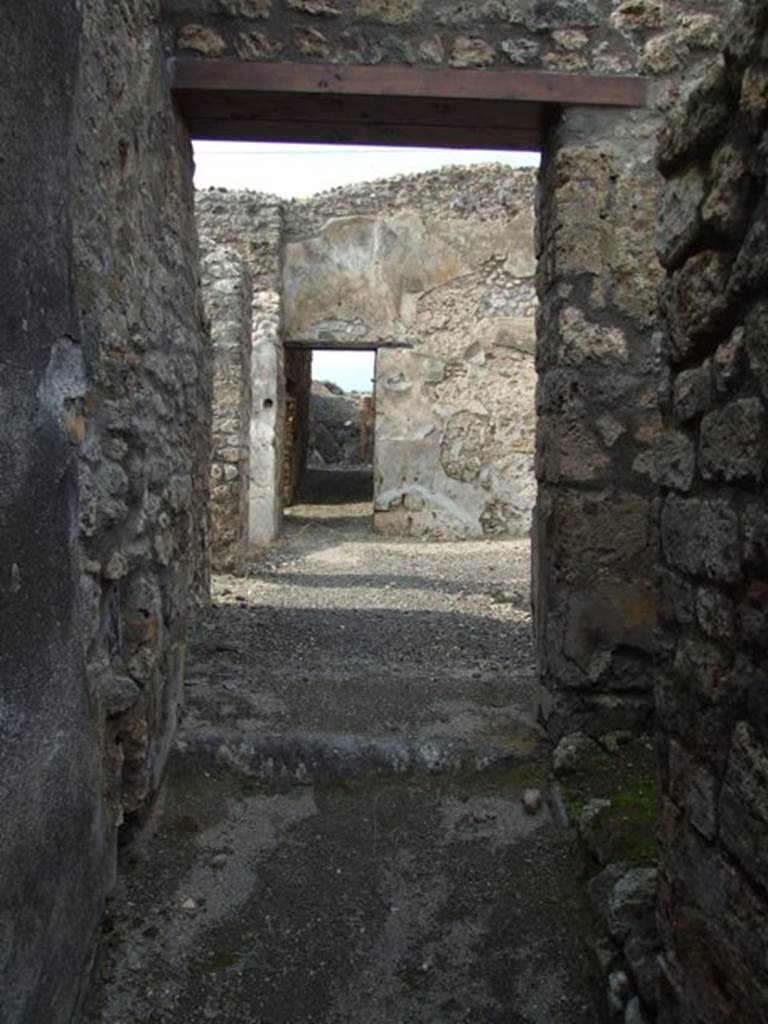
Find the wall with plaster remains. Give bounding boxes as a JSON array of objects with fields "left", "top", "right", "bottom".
[
  {"left": 655, "top": 4, "right": 768, "bottom": 1020},
  {"left": 197, "top": 191, "right": 285, "bottom": 546},
  {"left": 184, "top": 2, "right": 727, "bottom": 740},
  {"left": 0, "top": 1, "right": 208, "bottom": 1021},
  {"left": 200, "top": 242, "right": 252, "bottom": 572},
  {"left": 283, "top": 164, "right": 538, "bottom": 538}
]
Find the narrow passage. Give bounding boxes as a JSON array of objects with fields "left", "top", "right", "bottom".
[{"left": 85, "top": 497, "right": 607, "bottom": 1024}]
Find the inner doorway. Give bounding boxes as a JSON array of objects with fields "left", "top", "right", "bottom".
[{"left": 283, "top": 346, "right": 376, "bottom": 528}]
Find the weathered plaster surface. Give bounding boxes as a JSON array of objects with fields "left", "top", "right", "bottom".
[
  {"left": 197, "top": 192, "right": 285, "bottom": 546},
  {"left": 200, "top": 242, "right": 252, "bottom": 572},
  {"left": 285, "top": 164, "right": 538, "bottom": 538}
]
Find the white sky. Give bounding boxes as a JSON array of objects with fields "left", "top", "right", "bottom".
[
  {"left": 193, "top": 140, "right": 539, "bottom": 198},
  {"left": 193, "top": 141, "right": 539, "bottom": 387},
  {"left": 312, "top": 350, "right": 376, "bottom": 392}
]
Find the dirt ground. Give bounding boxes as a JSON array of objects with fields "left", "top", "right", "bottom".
[{"left": 83, "top": 484, "right": 608, "bottom": 1024}]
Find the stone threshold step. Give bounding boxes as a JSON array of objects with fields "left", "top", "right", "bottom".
[{"left": 174, "top": 727, "right": 543, "bottom": 785}]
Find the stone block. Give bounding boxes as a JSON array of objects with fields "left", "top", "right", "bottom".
[
  {"left": 701, "top": 143, "right": 750, "bottom": 240},
  {"left": 537, "top": 416, "right": 610, "bottom": 483},
  {"left": 712, "top": 327, "right": 745, "bottom": 396},
  {"left": 657, "top": 567, "right": 695, "bottom": 627},
  {"left": 549, "top": 490, "right": 651, "bottom": 574},
  {"left": 164, "top": 0, "right": 270, "bottom": 13},
  {"left": 435, "top": 0, "right": 530, "bottom": 25},
  {"left": 235, "top": 30, "right": 283, "bottom": 58},
  {"left": 287, "top": 0, "right": 341, "bottom": 13},
  {"left": 557, "top": 307, "right": 628, "bottom": 366},
  {"left": 745, "top": 301, "right": 768, "bottom": 400},
  {"left": 500, "top": 37, "right": 540, "bottom": 63},
  {"left": 656, "top": 60, "right": 730, "bottom": 173},
  {"left": 672, "top": 251, "right": 732, "bottom": 347},
  {"left": 529, "top": 0, "right": 599, "bottom": 29},
  {"left": 661, "top": 494, "right": 741, "bottom": 583},
  {"left": 654, "top": 430, "right": 696, "bottom": 491},
  {"left": 673, "top": 362, "right": 712, "bottom": 421},
  {"left": 353, "top": 0, "right": 420, "bottom": 24},
  {"left": 450, "top": 36, "right": 496, "bottom": 67},
  {"left": 294, "top": 25, "right": 331, "bottom": 58},
  {"left": 610, "top": 0, "right": 662, "bottom": 30},
  {"left": 696, "top": 585, "right": 735, "bottom": 642},
  {"left": 563, "top": 582, "right": 656, "bottom": 681},
  {"left": 177, "top": 24, "right": 227, "bottom": 54},
  {"left": 737, "top": 582, "right": 768, "bottom": 649},
  {"left": 656, "top": 167, "right": 705, "bottom": 269},
  {"left": 699, "top": 397, "right": 767, "bottom": 482},
  {"left": 730, "top": 208, "right": 768, "bottom": 295},
  {"left": 742, "top": 498, "right": 768, "bottom": 572},
  {"left": 719, "top": 722, "right": 768, "bottom": 880}
]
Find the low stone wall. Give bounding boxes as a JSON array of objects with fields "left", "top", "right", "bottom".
[{"left": 655, "top": 5, "right": 768, "bottom": 1021}]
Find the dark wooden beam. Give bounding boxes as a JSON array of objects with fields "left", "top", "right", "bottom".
[
  {"left": 187, "top": 118, "right": 541, "bottom": 150},
  {"left": 284, "top": 339, "right": 413, "bottom": 350},
  {"left": 171, "top": 59, "right": 647, "bottom": 150},
  {"left": 172, "top": 60, "right": 647, "bottom": 107}
]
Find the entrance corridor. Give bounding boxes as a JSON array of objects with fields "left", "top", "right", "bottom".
[{"left": 84, "top": 504, "right": 606, "bottom": 1024}]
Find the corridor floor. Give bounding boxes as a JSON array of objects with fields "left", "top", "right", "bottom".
[{"left": 84, "top": 499, "right": 608, "bottom": 1024}]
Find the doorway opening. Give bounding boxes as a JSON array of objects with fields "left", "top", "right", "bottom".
[{"left": 283, "top": 346, "right": 377, "bottom": 528}]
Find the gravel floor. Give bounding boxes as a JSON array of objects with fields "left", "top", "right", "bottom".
[
  {"left": 183, "top": 492, "right": 536, "bottom": 748},
  {"left": 83, "top": 491, "right": 607, "bottom": 1024}
]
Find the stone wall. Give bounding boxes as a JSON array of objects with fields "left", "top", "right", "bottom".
[
  {"left": 73, "top": 0, "right": 209, "bottom": 852},
  {"left": 201, "top": 242, "right": 252, "bottom": 572},
  {"left": 196, "top": 190, "right": 285, "bottom": 545},
  {"left": 284, "top": 164, "right": 538, "bottom": 538},
  {"left": 163, "top": 0, "right": 722, "bottom": 77},
  {"left": 0, "top": 2, "right": 208, "bottom": 1020},
  {"left": 531, "top": 0, "right": 727, "bottom": 741},
  {"left": 0, "top": 5, "right": 105, "bottom": 1021},
  {"left": 655, "top": 4, "right": 768, "bottom": 1021}
]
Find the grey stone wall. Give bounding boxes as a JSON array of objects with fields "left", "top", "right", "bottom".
[
  {"left": 0, "top": 4, "right": 105, "bottom": 1021},
  {"left": 201, "top": 243, "right": 253, "bottom": 572},
  {"left": 534, "top": 107, "right": 663, "bottom": 740},
  {"left": 197, "top": 191, "right": 285, "bottom": 545},
  {"left": 284, "top": 164, "right": 538, "bottom": 538},
  {"left": 1, "top": 1, "right": 208, "bottom": 1021},
  {"left": 531, "top": 0, "right": 727, "bottom": 742},
  {"left": 655, "top": 4, "right": 768, "bottom": 1021},
  {"left": 73, "top": 0, "right": 209, "bottom": 847},
  {"left": 163, "top": 0, "right": 723, "bottom": 76}
]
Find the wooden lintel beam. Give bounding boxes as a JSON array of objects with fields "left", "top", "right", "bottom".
[
  {"left": 171, "top": 59, "right": 647, "bottom": 109},
  {"left": 284, "top": 339, "right": 413, "bottom": 350},
  {"left": 187, "top": 118, "right": 542, "bottom": 149}
]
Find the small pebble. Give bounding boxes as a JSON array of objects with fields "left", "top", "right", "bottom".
[{"left": 521, "top": 788, "right": 543, "bottom": 815}]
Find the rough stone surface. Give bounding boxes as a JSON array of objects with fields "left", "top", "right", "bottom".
[
  {"left": 200, "top": 244, "right": 252, "bottom": 572},
  {"left": 163, "top": 0, "right": 721, "bottom": 75},
  {"left": 197, "top": 192, "right": 285, "bottom": 548},
  {"left": 534, "top": 105, "right": 667, "bottom": 740},
  {"left": 201, "top": 165, "right": 538, "bottom": 542},
  {"left": 1, "top": 1, "right": 208, "bottom": 1021},
  {"left": 656, "top": 5, "right": 768, "bottom": 1022}
]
